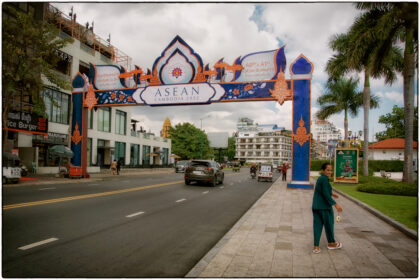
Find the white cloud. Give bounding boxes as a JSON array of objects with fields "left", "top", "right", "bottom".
[{"left": 376, "top": 91, "right": 404, "bottom": 105}]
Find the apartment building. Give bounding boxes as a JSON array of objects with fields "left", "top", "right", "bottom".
[
  {"left": 235, "top": 118, "right": 292, "bottom": 164},
  {"left": 311, "top": 119, "right": 342, "bottom": 143},
  {"left": 4, "top": 3, "right": 171, "bottom": 174}
]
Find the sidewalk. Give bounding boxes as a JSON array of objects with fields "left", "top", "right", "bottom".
[
  {"left": 187, "top": 177, "right": 418, "bottom": 278},
  {"left": 14, "top": 168, "right": 174, "bottom": 186}
]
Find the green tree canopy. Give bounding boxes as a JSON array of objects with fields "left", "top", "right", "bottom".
[
  {"left": 376, "top": 105, "right": 418, "bottom": 142},
  {"left": 169, "top": 123, "right": 212, "bottom": 160},
  {"left": 2, "top": 4, "right": 73, "bottom": 150}
]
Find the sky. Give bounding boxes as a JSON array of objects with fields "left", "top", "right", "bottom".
[{"left": 54, "top": 2, "right": 417, "bottom": 142}]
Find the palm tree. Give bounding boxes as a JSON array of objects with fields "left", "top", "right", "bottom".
[
  {"left": 355, "top": 3, "right": 417, "bottom": 183},
  {"left": 326, "top": 12, "right": 403, "bottom": 176},
  {"left": 316, "top": 77, "right": 379, "bottom": 141}
]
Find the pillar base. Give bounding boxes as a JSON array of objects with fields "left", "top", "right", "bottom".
[{"left": 287, "top": 182, "right": 314, "bottom": 189}]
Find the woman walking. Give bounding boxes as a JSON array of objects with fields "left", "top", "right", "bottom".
[{"left": 312, "top": 163, "right": 342, "bottom": 253}]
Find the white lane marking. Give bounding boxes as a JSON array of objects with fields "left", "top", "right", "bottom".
[
  {"left": 176, "top": 198, "right": 187, "bottom": 203},
  {"left": 229, "top": 183, "right": 234, "bottom": 186},
  {"left": 39, "top": 187, "right": 56, "bottom": 191},
  {"left": 126, "top": 211, "right": 145, "bottom": 218},
  {"left": 18, "top": 237, "right": 58, "bottom": 250},
  {"left": 219, "top": 186, "right": 225, "bottom": 189},
  {"left": 89, "top": 183, "right": 99, "bottom": 186},
  {"left": 202, "top": 191, "right": 209, "bottom": 194}
]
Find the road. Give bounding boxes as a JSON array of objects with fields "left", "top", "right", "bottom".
[{"left": 3, "top": 169, "right": 280, "bottom": 277}]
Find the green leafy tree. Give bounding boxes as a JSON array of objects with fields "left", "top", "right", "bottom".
[
  {"left": 317, "top": 77, "right": 378, "bottom": 140},
  {"left": 326, "top": 10, "right": 403, "bottom": 176},
  {"left": 2, "top": 4, "right": 73, "bottom": 151},
  {"left": 376, "top": 106, "right": 418, "bottom": 142},
  {"left": 355, "top": 3, "right": 417, "bottom": 182},
  {"left": 169, "top": 123, "right": 212, "bottom": 160}
]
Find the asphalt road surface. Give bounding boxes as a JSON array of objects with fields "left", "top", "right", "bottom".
[{"left": 3, "top": 169, "right": 280, "bottom": 277}]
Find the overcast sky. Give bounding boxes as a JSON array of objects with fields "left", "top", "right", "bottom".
[{"left": 54, "top": 2, "right": 416, "bottom": 141}]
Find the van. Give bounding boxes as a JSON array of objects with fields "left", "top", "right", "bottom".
[{"left": 2, "top": 152, "right": 21, "bottom": 184}]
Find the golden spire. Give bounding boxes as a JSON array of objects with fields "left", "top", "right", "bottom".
[{"left": 161, "top": 117, "right": 172, "bottom": 138}]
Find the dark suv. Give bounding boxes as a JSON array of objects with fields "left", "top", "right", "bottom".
[{"left": 184, "top": 160, "right": 224, "bottom": 187}]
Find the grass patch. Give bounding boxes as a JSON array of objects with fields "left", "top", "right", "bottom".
[{"left": 333, "top": 176, "right": 418, "bottom": 231}]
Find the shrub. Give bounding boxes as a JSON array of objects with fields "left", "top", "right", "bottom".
[{"left": 357, "top": 176, "right": 418, "bottom": 196}]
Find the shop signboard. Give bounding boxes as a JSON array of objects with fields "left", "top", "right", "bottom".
[
  {"left": 334, "top": 148, "right": 359, "bottom": 183},
  {"left": 6, "top": 110, "right": 48, "bottom": 136}
]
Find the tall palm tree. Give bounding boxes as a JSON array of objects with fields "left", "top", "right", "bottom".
[
  {"left": 356, "top": 3, "right": 417, "bottom": 183},
  {"left": 316, "top": 77, "right": 379, "bottom": 141},
  {"left": 326, "top": 12, "right": 403, "bottom": 176}
]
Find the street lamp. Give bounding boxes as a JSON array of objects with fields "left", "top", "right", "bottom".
[{"left": 200, "top": 115, "right": 210, "bottom": 159}]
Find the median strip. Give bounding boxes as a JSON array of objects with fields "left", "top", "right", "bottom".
[{"left": 3, "top": 180, "right": 184, "bottom": 210}]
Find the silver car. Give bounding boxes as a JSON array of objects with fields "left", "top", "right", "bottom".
[{"left": 175, "top": 160, "right": 190, "bottom": 173}]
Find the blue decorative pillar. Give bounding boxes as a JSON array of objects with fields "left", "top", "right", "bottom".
[
  {"left": 287, "top": 55, "right": 314, "bottom": 189},
  {"left": 70, "top": 73, "right": 87, "bottom": 168}
]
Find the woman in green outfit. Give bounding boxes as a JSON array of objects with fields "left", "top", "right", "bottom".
[{"left": 312, "top": 163, "right": 343, "bottom": 253}]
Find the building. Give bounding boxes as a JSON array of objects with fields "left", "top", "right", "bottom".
[
  {"left": 235, "top": 118, "right": 292, "bottom": 164},
  {"left": 368, "top": 138, "right": 418, "bottom": 162},
  {"left": 311, "top": 119, "right": 342, "bottom": 143},
  {"left": 4, "top": 3, "right": 171, "bottom": 174}
]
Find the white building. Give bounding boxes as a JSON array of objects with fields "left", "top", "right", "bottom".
[
  {"left": 235, "top": 118, "right": 292, "bottom": 164},
  {"left": 12, "top": 3, "right": 171, "bottom": 174},
  {"left": 311, "top": 119, "right": 342, "bottom": 143},
  {"left": 368, "top": 138, "right": 418, "bottom": 162}
]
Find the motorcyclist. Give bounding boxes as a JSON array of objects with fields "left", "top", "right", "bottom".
[{"left": 250, "top": 163, "right": 257, "bottom": 177}]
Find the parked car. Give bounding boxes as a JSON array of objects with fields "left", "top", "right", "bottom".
[
  {"left": 175, "top": 160, "right": 190, "bottom": 173},
  {"left": 2, "top": 152, "right": 21, "bottom": 184},
  {"left": 184, "top": 160, "right": 224, "bottom": 187},
  {"left": 257, "top": 163, "right": 273, "bottom": 182}
]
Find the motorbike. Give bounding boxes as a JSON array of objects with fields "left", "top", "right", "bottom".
[
  {"left": 20, "top": 164, "right": 28, "bottom": 177},
  {"left": 250, "top": 171, "right": 256, "bottom": 179}
]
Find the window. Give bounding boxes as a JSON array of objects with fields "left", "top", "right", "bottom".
[
  {"left": 42, "top": 88, "right": 70, "bottom": 124},
  {"left": 130, "top": 144, "right": 140, "bottom": 166},
  {"left": 97, "top": 107, "right": 111, "bottom": 132},
  {"left": 87, "top": 138, "right": 92, "bottom": 166},
  {"left": 143, "top": 145, "right": 151, "bottom": 166},
  {"left": 88, "top": 109, "right": 93, "bottom": 129},
  {"left": 115, "top": 141, "right": 126, "bottom": 161},
  {"left": 115, "top": 110, "right": 126, "bottom": 135}
]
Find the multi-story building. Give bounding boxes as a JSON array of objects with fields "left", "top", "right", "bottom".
[
  {"left": 234, "top": 118, "right": 292, "bottom": 164},
  {"left": 311, "top": 119, "right": 342, "bottom": 143},
  {"left": 4, "top": 3, "right": 171, "bottom": 174}
]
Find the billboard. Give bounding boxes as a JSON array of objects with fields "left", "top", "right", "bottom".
[
  {"left": 207, "top": 132, "right": 229, "bottom": 148},
  {"left": 334, "top": 148, "right": 359, "bottom": 184}
]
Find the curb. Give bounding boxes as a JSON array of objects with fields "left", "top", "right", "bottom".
[{"left": 333, "top": 188, "right": 418, "bottom": 240}]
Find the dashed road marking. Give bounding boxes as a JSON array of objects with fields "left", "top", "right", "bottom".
[
  {"left": 18, "top": 237, "right": 58, "bottom": 250},
  {"left": 202, "top": 191, "right": 209, "bottom": 194},
  {"left": 88, "top": 183, "right": 99, "bottom": 186},
  {"left": 176, "top": 198, "right": 187, "bottom": 203},
  {"left": 219, "top": 186, "right": 225, "bottom": 189},
  {"left": 39, "top": 187, "right": 56, "bottom": 191},
  {"left": 126, "top": 211, "right": 145, "bottom": 218}
]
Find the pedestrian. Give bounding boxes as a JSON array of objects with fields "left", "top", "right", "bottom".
[
  {"left": 117, "top": 158, "right": 122, "bottom": 175},
  {"left": 110, "top": 159, "right": 117, "bottom": 175},
  {"left": 312, "top": 163, "right": 343, "bottom": 254},
  {"left": 282, "top": 163, "right": 287, "bottom": 181}
]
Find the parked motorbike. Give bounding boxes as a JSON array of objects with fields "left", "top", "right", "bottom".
[{"left": 20, "top": 164, "right": 28, "bottom": 177}]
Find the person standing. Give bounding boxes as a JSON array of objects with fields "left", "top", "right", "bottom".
[
  {"left": 312, "top": 163, "right": 343, "bottom": 253},
  {"left": 282, "top": 163, "right": 287, "bottom": 181},
  {"left": 117, "top": 158, "right": 122, "bottom": 175},
  {"left": 110, "top": 160, "right": 117, "bottom": 175}
]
